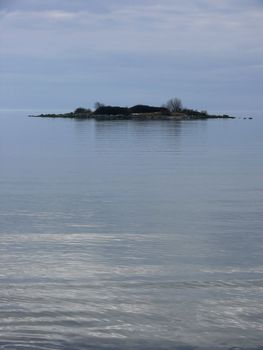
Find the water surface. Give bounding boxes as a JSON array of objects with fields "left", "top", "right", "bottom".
[{"left": 0, "top": 111, "right": 263, "bottom": 349}]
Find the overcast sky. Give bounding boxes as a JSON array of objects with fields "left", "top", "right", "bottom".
[{"left": 0, "top": 0, "right": 262, "bottom": 113}]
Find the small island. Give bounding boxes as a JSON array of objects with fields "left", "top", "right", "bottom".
[{"left": 30, "top": 98, "right": 235, "bottom": 120}]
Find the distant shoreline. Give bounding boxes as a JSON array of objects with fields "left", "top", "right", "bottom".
[
  {"left": 29, "top": 113, "right": 235, "bottom": 120},
  {"left": 29, "top": 104, "right": 236, "bottom": 121}
]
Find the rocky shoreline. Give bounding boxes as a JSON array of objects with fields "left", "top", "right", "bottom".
[{"left": 29, "top": 109, "right": 236, "bottom": 121}]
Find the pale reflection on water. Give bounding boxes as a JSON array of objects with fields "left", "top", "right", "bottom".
[{"left": 0, "top": 111, "right": 263, "bottom": 349}]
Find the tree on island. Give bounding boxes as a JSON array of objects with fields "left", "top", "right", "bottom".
[
  {"left": 164, "top": 97, "right": 183, "bottom": 112},
  {"left": 94, "top": 102, "right": 105, "bottom": 110}
]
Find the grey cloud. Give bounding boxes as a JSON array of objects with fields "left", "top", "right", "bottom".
[
  {"left": 0, "top": 0, "right": 263, "bottom": 112},
  {"left": 2, "top": 2, "right": 262, "bottom": 55},
  {"left": 0, "top": 0, "right": 152, "bottom": 14}
]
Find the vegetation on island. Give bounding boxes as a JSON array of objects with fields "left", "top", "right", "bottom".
[{"left": 30, "top": 97, "right": 235, "bottom": 120}]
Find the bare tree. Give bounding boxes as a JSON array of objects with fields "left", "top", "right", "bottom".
[
  {"left": 94, "top": 102, "right": 105, "bottom": 110},
  {"left": 165, "top": 97, "right": 182, "bottom": 112}
]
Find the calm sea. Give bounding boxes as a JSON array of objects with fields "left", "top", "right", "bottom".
[{"left": 0, "top": 110, "right": 262, "bottom": 350}]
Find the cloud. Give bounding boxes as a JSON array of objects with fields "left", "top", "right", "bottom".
[
  {"left": 0, "top": 0, "right": 263, "bottom": 111},
  {"left": 0, "top": 0, "right": 150, "bottom": 15},
  {"left": 45, "top": 10, "right": 76, "bottom": 20},
  {"left": 1, "top": 0, "right": 262, "bottom": 55}
]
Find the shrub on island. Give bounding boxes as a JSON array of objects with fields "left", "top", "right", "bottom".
[
  {"left": 93, "top": 104, "right": 170, "bottom": 116},
  {"left": 73, "top": 107, "right": 92, "bottom": 118},
  {"left": 93, "top": 106, "right": 130, "bottom": 115},
  {"left": 129, "top": 105, "right": 169, "bottom": 114}
]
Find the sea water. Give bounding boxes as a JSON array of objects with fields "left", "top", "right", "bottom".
[{"left": 0, "top": 110, "right": 262, "bottom": 349}]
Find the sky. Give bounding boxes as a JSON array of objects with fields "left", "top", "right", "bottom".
[{"left": 0, "top": 0, "right": 263, "bottom": 113}]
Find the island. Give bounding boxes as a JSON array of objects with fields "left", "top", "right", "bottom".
[{"left": 29, "top": 98, "right": 236, "bottom": 120}]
